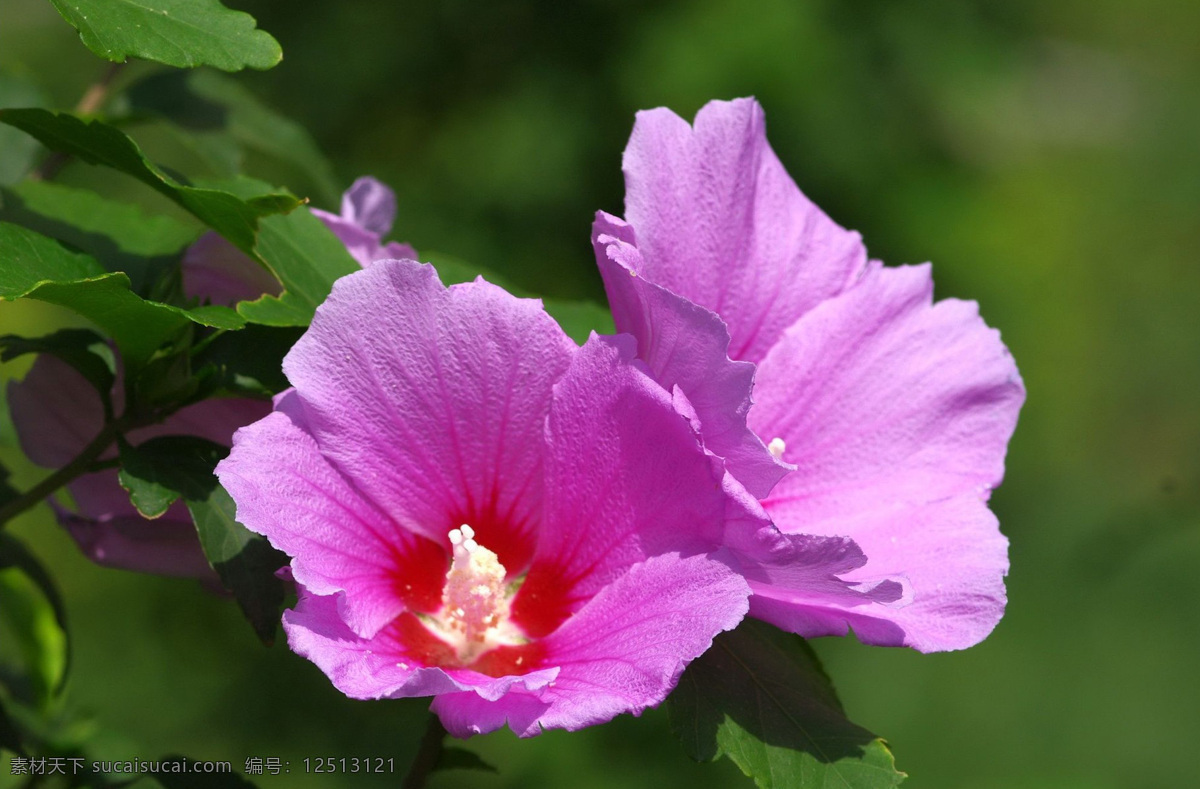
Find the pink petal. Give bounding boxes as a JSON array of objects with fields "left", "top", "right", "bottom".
[
  {"left": 760, "top": 495, "right": 1008, "bottom": 651},
  {"left": 622, "top": 97, "right": 867, "bottom": 363},
  {"left": 131, "top": 396, "right": 272, "bottom": 450},
  {"left": 751, "top": 263, "right": 1023, "bottom": 650},
  {"left": 282, "top": 587, "right": 558, "bottom": 702},
  {"left": 432, "top": 551, "right": 750, "bottom": 737},
  {"left": 10, "top": 354, "right": 269, "bottom": 581},
  {"left": 310, "top": 210, "right": 418, "bottom": 269},
  {"left": 340, "top": 176, "right": 398, "bottom": 237},
  {"left": 218, "top": 391, "right": 445, "bottom": 638},
  {"left": 56, "top": 506, "right": 216, "bottom": 581},
  {"left": 513, "top": 334, "right": 733, "bottom": 637},
  {"left": 592, "top": 212, "right": 788, "bottom": 498},
  {"left": 280, "top": 260, "right": 575, "bottom": 577},
  {"left": 7, "top": 354, "right": 101, "bottom": 468}
]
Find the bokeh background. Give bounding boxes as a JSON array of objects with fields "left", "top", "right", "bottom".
[{"left": 2, "top": 1, "right": 1199, "bottom": 787}]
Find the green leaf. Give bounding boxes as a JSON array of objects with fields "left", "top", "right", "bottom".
[
  {"left": 1, "top": 181, "right": 196, "bottom": 258},
  {"left": 117, "top": 439, "right": 181, "bottom": 519},
  {"left": 48, "top": 0, "right": 282, "bottom": 72},
  {"left": 0, "top": 109, "right": 299, "bottom": 255},
  {"left": 193, "top": 324, "right": 302, "bottom": 397},
  {"left": 0, "top": 534, "right": 70, "bottom": 708},
  {"left": 0, "top": 328, "right": 116, "bottom": 412},
  {"left": 0, "top": 72, "right": 47, "bottom": 185},
  {"left": 238, "top": 206, "right": 360, "bottom": 325},
  {"left": 668, "top": 620, "right": 906, "bottom": 789},
  {"left": 435, "top": 747, "right": 498, "bottom": 774},
  {"left": 116, "top": 437, "right": 286, "bottom": 644},
  {"left": 0, "top": 218, "right": 103, "bottom": 285},
  {"left": 190, "top": 483, "right": 287, "bottom": 644},
  {"left": 0, "top": 180, "right": 198, "bottom": 294},
  {"left": 128, "top": 71, "right": 340, "bottom": 206},
  {"left": 0, "top": 222, "right": 245, "bottom": 370},
  {"left": 194, "top": 175, "right": 359, "bottom": 326}
]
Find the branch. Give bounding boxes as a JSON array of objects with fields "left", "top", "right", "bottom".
[
  {"left": 402, "top": 713, "right": 448, "bottom": 789},
  {"left": 30, "top": 61, "right": 125, "bottom": 182},
  {"left": 0, "top": 416, "right": 129, "bottom": 528}
]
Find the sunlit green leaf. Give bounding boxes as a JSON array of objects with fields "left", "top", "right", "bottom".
[
  {"left": 239, "top": 206, "right": 359, "bottom": 325},
  {"left": 0, "top": 534, "right": 70, "bottom": 709},
  {"left": 2, "top": 180, "right": 196, "bottom": 256},
  {"left": 48, "top": 0, "right": 282, "bottom": 72},
  {"left": 190, "top": 483, "right": 287, "bottom": 645},
  {"left": 668, "top": 620, "right": 905, "bottom": 789}
]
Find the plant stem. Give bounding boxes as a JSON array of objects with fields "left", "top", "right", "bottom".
[
  {"left": 30, "top": 61, "right": 125, "bottom": 182},
  {"left": 401, "top": 714, "right": 447, "bottom": 789},
  {"left": 75, "top": 62, "right": 125, "bottom": 116},
  {"left": 0, "top": 417, "right": 128, "bottom": 529}
]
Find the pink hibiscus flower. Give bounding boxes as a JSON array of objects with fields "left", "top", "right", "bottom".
[{"left": 592, "top": 98, "right": 1025, "bottom": 652}]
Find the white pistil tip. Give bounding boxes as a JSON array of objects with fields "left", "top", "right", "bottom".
[
  {"left": 437, "top": 524, "right": 516, "bottom": 662},
  {"left": 767, "top": 437, "right": 786, "bottom": 459}
]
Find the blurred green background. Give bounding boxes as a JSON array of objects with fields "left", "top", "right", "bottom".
[{"left": 2, "top": 0, "right": 1198, "bottom": 787}]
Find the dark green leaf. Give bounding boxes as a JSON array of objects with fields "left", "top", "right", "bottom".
[
  {"left": 0, "top": 72, "right": 46, "bottom": 185},
  {"left": 116, "top": 436, "right": 286, "bottom": 643},
  {"left": 0, "top": 222, "right": 244, "bottom": 370},
  {"left": 0, "top": 109, "right": 299, "bottom": 255},
  {"left": 435, "top": 747, "right": 498, "bottom": 774},
  {"left": 117, "top": 438, "right": 182, "bottom": 519},
  {"left": 193, "top": 324, "right": 302, "bottom": 397},
  {"left": 0, "top": 328, "right": 116, "bottom": 411},
  {"left": 0, "top": 534, "right": 71, "bottom": 706},
  {"left": 190, "top": 483, "right": 287, "bottom": 645},
  {"left": 668, "top": 620, "right": 905, "bottom": 789},
  {"left": 48, "top": 0, "right": 282, "bottom": 72}
]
